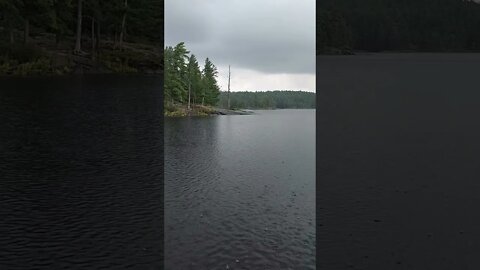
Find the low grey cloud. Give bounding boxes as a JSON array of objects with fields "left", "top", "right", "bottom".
[{"left": 165, "top": 0, "right": 315, "bottom": 75}]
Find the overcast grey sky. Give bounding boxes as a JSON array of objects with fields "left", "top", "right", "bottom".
[{"left": 165, "top": 0, "right": 315, "bottom": 92}]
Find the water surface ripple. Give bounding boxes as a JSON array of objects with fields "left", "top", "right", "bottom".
[
  {"left": 165, "top": 110, "right": 315, "bottom": 269},
  {"left": 0, "top": 75, "right": 163, "bottom": 270}
]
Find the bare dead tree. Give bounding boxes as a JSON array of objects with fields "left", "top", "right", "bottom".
[
  {"left": 119, "top": 0, "right": 128, "bottom": 48},
  {"left": 227, "top": 65, "right": 231, "bottom": 109},
  {"left": 74, "top": 0, "right": 83, "bottom": 53}
]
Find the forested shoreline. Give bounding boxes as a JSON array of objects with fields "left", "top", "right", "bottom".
[
  {"left": 318, "top": 0, "right": 480, "bottom": 54},
  {"left": 164, "top": 42, "right": 222, "bottom": 116},
  {"left": 0, "top": 0, "right": 162, "bottom": 75},
  {"left": 219, "top": 91, "right": 315, "bottom": 110},
  {"left": 164, "top": 42, "right": 315, "bottom": 116}
]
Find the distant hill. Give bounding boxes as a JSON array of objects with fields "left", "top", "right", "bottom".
[
  {"left": 218, "top": 91, "right": 316, "bottom": 109},
  {"left": 318, "top": 0, "right": 480, "bottom": 54}
]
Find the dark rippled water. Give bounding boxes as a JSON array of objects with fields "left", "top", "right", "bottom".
[
  {"left": 318, "top": 54, "right": 480, "bottom": 269},
  {"left": 0, "top": 75, "right": 163, "bottom": 269},
  {"left": 165, "top": 109, "right": 316, "bottom": 269}
]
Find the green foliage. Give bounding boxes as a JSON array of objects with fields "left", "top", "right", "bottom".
[
  {"left": 164, "top": 42, "right": 189, "bottom": 102},
  {"left": 14, "top": 57, "right": 52, "bottom": 75},
  {"left": 187, "top": 54, "right": 202, "bottom": 104},
  {"left": 219, "top": 91, "right": 316, "bottom": 109},
  {"left": 0, "top": 0, "right": 162, "bottom": 75},
  {"left": 0, "top": 42, "right": 71, "bottom": 76},
  {"left": 102, "top": 59, "right": 137, "bottom": 73},
  {"left": 202, "top": 57, "right": 220, "bottom": 106},
  {"left": 0, "top": 61, "right": 12, "bottom": 74},
  {"left": 0, "top": 56, "right": 70, "bottom": 76},
  {"left": 164, "top": 42, "right": 221, "bottom": 107},
  {"left": 164, "top": 104, "right": 187, "bottom": 117}
]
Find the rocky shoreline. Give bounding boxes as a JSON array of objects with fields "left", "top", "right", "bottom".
[
  {"left": 211, "top": 108, "right": 254, "bottom": 115},
  {"left": 164, "top": 104, "right": 254, "bottom": 117}
]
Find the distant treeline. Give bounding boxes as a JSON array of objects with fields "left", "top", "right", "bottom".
[
  {"left": 318, "top": 0, "right": 480, "bottom": 54},
  {"left": 219, "top": 91, "right": 316, "bottom": 109},
  {"left": 164, "top": 42, "right": 220, "bottom": 107}
]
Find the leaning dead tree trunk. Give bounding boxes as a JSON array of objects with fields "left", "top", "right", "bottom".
[
  {"left": 74, "top": 0, "right": 83, "bottom": 53},
  {"left": 227, "top": 65, "right": 231, "bottom": 109},
  {"left": 119, "top": 0, "right": 128, "bottom": 48}
]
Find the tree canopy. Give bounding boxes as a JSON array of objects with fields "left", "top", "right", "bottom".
[
  {"left": 164, "top": 42, "right": 220, "bottom": 107},
  {"left": 219, "top": 91, "right": 316, "bottom": 109},
  {"left": 0, "top": 0, "right": 162, "bottom": 46}
]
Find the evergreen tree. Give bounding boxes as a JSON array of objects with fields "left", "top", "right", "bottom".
[
  {"left": 164, "top": 42, "right": 189, "bottom": 103},
  {"left": 202, "top": 57, "right": 220, "bottom": 106},
  {"left": 0, "top": 0, "right": 22, "bottom": 43},
  {"left": 19, "top": 0, "right": 54, "bottom": 44},
  {"left": 163, "top": 42, "right": 222, "bottom": 108},
  {"left": 187, "top": 54, "right": 202, "bottom": 106}
]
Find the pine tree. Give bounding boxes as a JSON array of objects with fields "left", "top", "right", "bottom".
[
  {"left": 201, "top": 57, "right": 220, "bottom": 106},
  {"left": 187, "top": 54, "right": 202, "bottom": 107},
  {"left": 164, "top": 42, "right": 189, "bottom": 103}
]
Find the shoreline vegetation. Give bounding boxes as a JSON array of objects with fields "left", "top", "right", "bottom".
[
  {"left": 164, "top": 103, "right": 253, "bottom": 117},
  {"left": 318, "top": 49, "right": 480, "bottom": 56},
  {"left": 164, "top": 42, "right": 221, "bottom": 116},
  {"left": 318, "top": 0, "right": 480, "bottom": 55},
  {"left": 165, "top": 90, "right": 316, "bottom": 117},
  {"left": 164, "top": 42, "right": 316, "bottom": 117},
  {"left": 0, "top": 0, "right": 162, "bottom": 76}
]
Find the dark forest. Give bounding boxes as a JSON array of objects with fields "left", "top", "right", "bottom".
[
  {"left": 318, "top": 0, "right": 480, "bottom": 54},
  {"left": 0, "top": 0, "right": 163, "bottom": 75}
]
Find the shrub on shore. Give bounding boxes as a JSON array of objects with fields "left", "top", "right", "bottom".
[{"left": 0, "top": 43, "right": 71, "bottom": 76}]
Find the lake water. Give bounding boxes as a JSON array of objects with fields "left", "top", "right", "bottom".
[
  {"left": 0, "top": 75, "right": 163, "bottom": 269},
  {"left": 165, "top": 110, "right": 316, "bottom": 269},
  {"left": 318, "top": 53, "right": 480, "bottom": 269}
]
